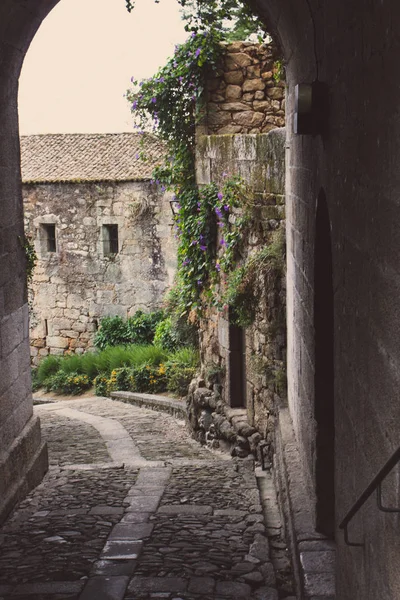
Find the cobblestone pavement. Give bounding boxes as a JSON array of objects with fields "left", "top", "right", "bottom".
[{"left": 0, "top": 397, "right": 295, "bottom": 600}]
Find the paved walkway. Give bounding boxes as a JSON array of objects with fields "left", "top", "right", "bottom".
[{"left": 0, "top": 397, "right": 295, "bottom": 600}]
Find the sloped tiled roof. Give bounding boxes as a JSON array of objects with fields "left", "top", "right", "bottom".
[{"left": 20, "top": 133, "right": 167, "bottom": 183}]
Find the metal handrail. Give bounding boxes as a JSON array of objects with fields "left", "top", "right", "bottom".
[{"left": 339, "top": 445, "right": 400, "bottom": 546}]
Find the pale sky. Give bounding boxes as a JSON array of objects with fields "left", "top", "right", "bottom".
[{"left": 18, "top": 0, "right": 188, "bottom": 134}]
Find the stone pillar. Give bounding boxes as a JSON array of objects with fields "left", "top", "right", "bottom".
[{"left": 0, "top": 0, "right": 51, "bottom": 524}]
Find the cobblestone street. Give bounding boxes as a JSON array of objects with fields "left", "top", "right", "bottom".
[{"left": 0, "top": 397, "right": 294, "bottom": 600}]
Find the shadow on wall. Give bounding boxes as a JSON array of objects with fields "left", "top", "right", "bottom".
[{"left": 314, "top": 188, "right": 335, "bottom": 538}]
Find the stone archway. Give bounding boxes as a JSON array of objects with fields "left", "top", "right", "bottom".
[{"left": 0, "top": 0, "right": 313, "bottom": 524}]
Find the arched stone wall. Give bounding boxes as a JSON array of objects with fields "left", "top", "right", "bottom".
[{"left": 2, "top": 1, "right": 400, "bottom": 598}]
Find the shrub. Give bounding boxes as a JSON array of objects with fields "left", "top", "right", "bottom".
[
  {"left": 131, "top": 363, "right": 167, "bottom": 393},
  {"left": 44, "top": 371, "right": 91, "bottom": 395},
  {"left": 94, "top": 374, "right": 109, "bottom": 397},
  {"left": 36, "top": 355, "right": 61, "bottom": 384},
  {"left": 154, "top": 317, "right": 178, "bottom": 351},
  {"left": 168, "top": 347, "right": 200, "bottom": 369},
  {"left": 112, "top": 367, "right": 135, "bottom": 392},
  {"left": 126, "top": 310, "right": 164, "bottom": 345},
  {"left": 166, "top": 365, "right": 197, "bottom": 396},
  {"left": 31, "top": 368, "right": 41, "bottom": 392},
  {"left": 59, "top": 353, "right": 85, "bottom": 375},
  {"left": 94, "top": 311, "right": 165, "bottom": 350},
  {"left": 94, "top": 316, "right": 129, "bottom": 350}
]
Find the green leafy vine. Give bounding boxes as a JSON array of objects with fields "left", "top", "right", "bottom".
[
  {"left": 126, "top": 0, "right": 279, "bottom": 323},
  {"left": 19, "top": 235, "right": 37, "bottom": 284}
]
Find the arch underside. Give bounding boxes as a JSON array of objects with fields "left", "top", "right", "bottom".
[{"left": 2, "top": 2, "right": 400, "bottom": 599}]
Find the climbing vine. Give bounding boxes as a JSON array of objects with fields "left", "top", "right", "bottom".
[
  {"left": 19, "top": 234, "right": 37, "bottom": 284},
  {"left": 126, "top": 0, "right": 278, "bottom": 323}
]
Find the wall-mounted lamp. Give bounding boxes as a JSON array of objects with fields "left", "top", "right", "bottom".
[{"left": 294, "top": 81, "right": 328, "bottom": 136}]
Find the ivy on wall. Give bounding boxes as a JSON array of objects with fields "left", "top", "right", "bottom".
[{"left": 125, "top": 1, "right": 283, "bottom": 324}]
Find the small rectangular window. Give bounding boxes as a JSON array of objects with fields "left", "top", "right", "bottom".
[
  {"left": 103, "top": 224, "right": 119, "bottom": 255},
  {"left": 42, "top": 224, "right": 56, "bottom": 252}
]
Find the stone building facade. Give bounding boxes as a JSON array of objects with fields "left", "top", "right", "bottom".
[
  {"left": 22, "top": 133, "right": 176, "bottom": 362},
  {"left": 189, "top": 131, "right": 286, "bottom": 462}
]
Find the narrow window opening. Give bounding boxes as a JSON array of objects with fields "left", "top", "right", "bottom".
[
  {"left": 42, "top": 224, "right": 56, "bottom": 252},
  {"left": 103, "top": 224, "right": 119, "bottom": 255},
  {"left": 44, "top": 319, "right": 48, "bottom": 336}
]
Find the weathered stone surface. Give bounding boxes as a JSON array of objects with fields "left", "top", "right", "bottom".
[
  {"left": 207, "top": 110, "right": 233, "bottom": 127},
  {"left": 128, "top": 576, "right": 187, "bottom": 592},
  {"left": 266, "top": 87, "right": 285, "bottom": 100},
  {"left": 225, "top": 52, "right": 253, "bottom": 69},
  {"left": 80, "top": 576, "right": 129, "bottom": 600},
  {"left": 243, "top": 79, "right": 265, "bottom": 92},
  {"left": 220, "top": 102, "right": 252, "bottom": 112},
  {"left": 225, "top": 84, "right": 242, "bottom": 100},
  {"left": 0, "top": 396, "right": 289, "bottom": 598},
  {"left": 24, "top": 178, "right": 177, "bottom": 361},
  {"left": 216, "top": 125, "right": 243, "bottom": 134},
  {"left": 224, "top": 70, "right": 245, "bottom": 85},
  {"left": 215, "top": 581, "right": 251, "bottom": 597},
  {"left": 158, "top": 504, "right": 213, "bottom": 515},
  {"left": 101, "top": 540, "right": 143, "bottom": 560}
]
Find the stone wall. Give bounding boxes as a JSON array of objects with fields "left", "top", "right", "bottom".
[
  {"left": 188, "top": 130, "right": 286, "bottom": 460},
  {"left": 24, "top": 181, "right": 176, "bottom": 361},
  {"left": 202, "top": 41, "right": 285, "bottom": 135}
]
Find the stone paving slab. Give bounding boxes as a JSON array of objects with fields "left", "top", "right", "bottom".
[{"left": 0, "top": 397, "right": 293, "bottom": 600}]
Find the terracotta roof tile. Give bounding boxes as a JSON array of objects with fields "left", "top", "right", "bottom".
[{"left": 20, "top": 133, "right": 167, "bottom": 183}]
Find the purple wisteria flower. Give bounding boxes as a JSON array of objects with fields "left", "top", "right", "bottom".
[
  {"left": 222, "top": 172, "right": 228, "bottom": 178},
  {"left": 217, "top": 221, "right": 224, "bottom": 228},
  {"left": 152, "top": 97, "right": 157, "bottom": 103},
  {"left": 223, "top": 205, "right": 229, "bottom": 212},
  {"left": 183, "top": 259, "right": 191, "bottom": 266},
  {"left": 161, "top": 185, "right": 166, "bottom": 192},
  {"left": 132, "top": 101, "right": 138, "bottom": 109},
  {"left": 215, "top": 207, "right": 222, "bottom": 218},
  {"left": 135, "top": 153, "right": 140, "bottom": 159},
  {"left": 217, "top": 192, "right": 223, "bottom": 200},
  {"left": 200, "top": 244, "right": 207, "bottom": 251},
  {"left": 220, "top": 238, "right": 227, "bottom": 247},
  {"left": 216, "top": 262, "right": 221, "bottom": 271},
  {"left": 191, "top": 32, "right": 196, "bottom": 38},
  {"left": 191, "top": 240, "right": 198, "bottom": 246},
  {"left": 197, "top": 279, "right": 202, "bottom": 286},
  {"left": 195, "top": 48, "right": 201, "bottom": 57}
]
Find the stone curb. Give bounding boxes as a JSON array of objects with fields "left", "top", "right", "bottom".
[{"left": 110, "top": 391, "right": 187, "bottom": 420}]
